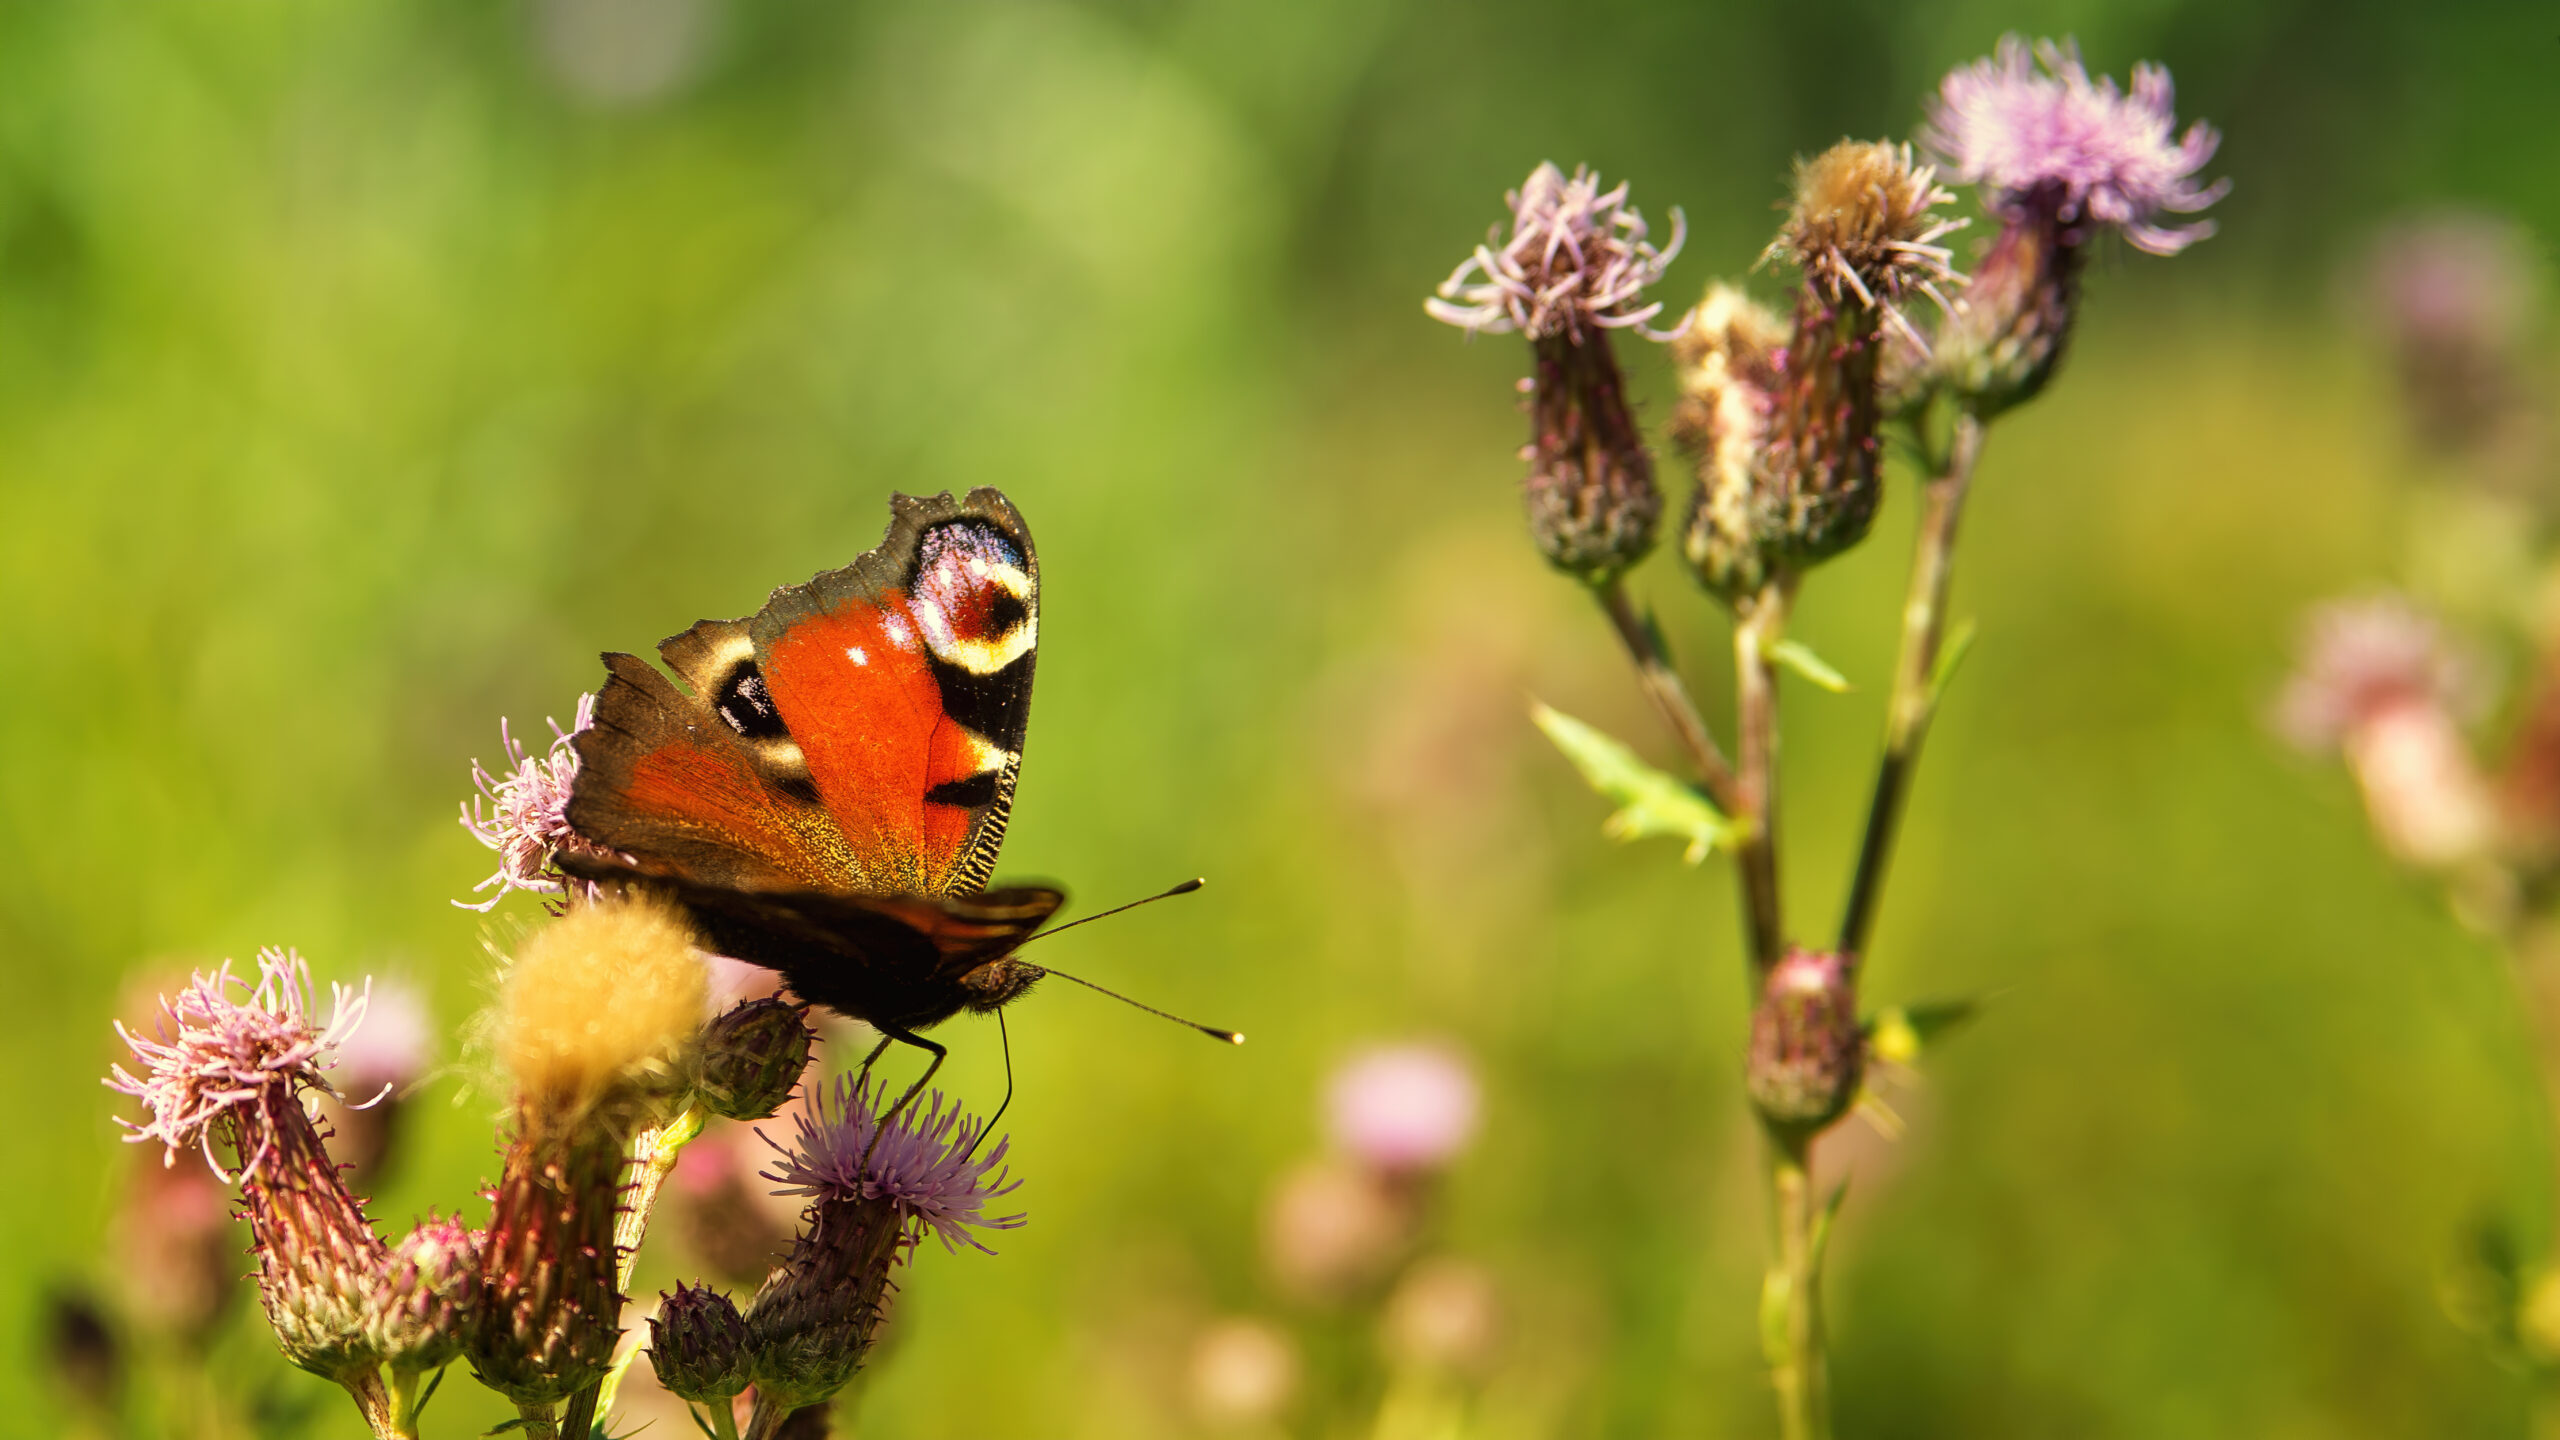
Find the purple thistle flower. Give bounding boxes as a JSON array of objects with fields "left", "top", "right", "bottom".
[
  {"left": 107, "top": 949, "right": 371, "bottom": 1180},
  {"left": 760, "top": 1073, "right": 1025, "bottom": 1255},
  {"left": 1426, "top": 163, "right": 1686, "bottom": 342},
  {"left": 1923, "top": 36, "right": 2227, "bottom": 256},
  {"left": 459, "top": 693, "right": 619, "bottom": 912}
]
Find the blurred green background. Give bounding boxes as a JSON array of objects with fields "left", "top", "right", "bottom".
[{"left": 7, "top": 0, "right": 2558, "bottom": 1435}]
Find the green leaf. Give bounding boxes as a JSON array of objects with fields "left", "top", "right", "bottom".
[
  {"left": 1770, "top": 639, "right": 1851, "bottom": 692},
  {"left": 1531, "top": 702, "right": 1740, "bottom": 863},
  {"left": 1866, "top": 997, "right": 1983, "bottom": 1066},
  {"left": 1928, "top": 618, "right": 1977, "bottom": 708},
  {"left": 1807, "top": 1177, "right": 1852, "bottom": 1274}
]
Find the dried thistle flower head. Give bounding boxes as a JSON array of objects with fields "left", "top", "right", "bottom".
[
  {"left": 460, "top": 694, "right": 620, "bottom": 912},
  {"left": 1924, "top": 36, "right": 2226, "bottom": 256},
  {"left": 1426, "top": 162, "right": 1685, "bottom": 342},
  {"left": 1770, "top": 141, "right": 1960, "bottom": 345},
  {"left": 500, "top": 889, "right": 707, "bottom": 1127},
  {"left": 1741, "top": 143, "right": 1959, "bottom": 577},
  {"left": 1671, "top": 284, "right": 1789, "bottom": 598}
]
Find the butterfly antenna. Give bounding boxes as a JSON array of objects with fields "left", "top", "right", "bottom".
[
  {"left": 967, "top": 1010, "right": 1017, "bottom": 1164},
  {"left": 1034, "top": 965, "right": 1243, "bottom": 1045},
  {"left": 1020, "top": 878, "right": 1206, "bottom": 944}
]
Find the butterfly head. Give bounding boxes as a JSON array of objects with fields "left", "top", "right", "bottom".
[{"left": 959, "top": 958, "right": 1045, "bottom": 1014}]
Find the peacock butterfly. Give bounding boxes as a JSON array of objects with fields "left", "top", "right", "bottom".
[{"left": 558, "top": 488, "right": 1064, "bottom": 1080}]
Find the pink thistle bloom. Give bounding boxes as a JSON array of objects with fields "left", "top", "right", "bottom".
[
  {"left": 1427, "top": 163, "right": 1686, "bottom": 341},
  {"left": 1326, "top": 1042, "right": 1480, "bottom": 1174},
  {"left": 1923, "top": 36, "right": 2227, "bottom": 256},
  {"left": 107, "top": 949, "right": 371, "bottom": 1181},
  {"left": 761, "top": 1073, "right": 1025, "bottom": 1254},
  {"left": 458, "top": 692, "right": 619, "bottom": 911},
  {"left": 2276, "top": 595, "right": 2486, "bottom": 754}
]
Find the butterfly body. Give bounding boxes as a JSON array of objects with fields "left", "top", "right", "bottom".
[{"left": 561, "top": 488, "right": 1061, "bottom": 1041}]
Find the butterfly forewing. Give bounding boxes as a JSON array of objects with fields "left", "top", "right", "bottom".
[{"left": 748, "top": 489, "right": 1039, "bottom": 897}]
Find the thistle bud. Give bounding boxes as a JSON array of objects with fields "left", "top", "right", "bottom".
[
  {"left": 366, "top": 1214, "right": 481, "bottom": 1374},
  {"left": 1428, "top": 163, "right": 1684, "bottom": 586},
  {"left": 1760, "top": 142, "right": 1959, "bottom": 571},
  {"left": 648, "top": 1282, "right": 753, "bottom": 1403},
  {"left": 695, "top": 998, "right": 814, "bottom": 1122},
  {"left": 1670, "top": 284, "right": 1788, "bottom": 599},
  {"left": 1745, "top": 949, "right": 1864, "bottom": 1133}
]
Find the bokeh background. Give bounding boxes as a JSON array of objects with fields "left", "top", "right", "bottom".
[{"left": 7, "top": 1, "right": 2558, "bottom": 1435}]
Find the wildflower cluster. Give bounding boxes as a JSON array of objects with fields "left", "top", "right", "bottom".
[
  {"left": 103, "top": 884, "right": 1010, "bottom": 1440},
  {"left": 1425, "top": 32, "right": 2222, "bottom": 1439}
]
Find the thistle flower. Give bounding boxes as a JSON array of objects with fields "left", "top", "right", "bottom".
[
  {"left": 105, "top": 951, "right": 398, "bottom": 1403},
  {"left": 759, "top": 1073, "right": 1025, "bottom": 1254},
  {"left": 1325, "top": 1043, "right": 1481, "bottom": 1175},
  {"left": 742, "top": 1075, "right": 1022, "bottom": 1418},
  {"left": 461, "top": 693, "right": 619, "bottom": 912},
  {"left": 2279, "top": 596, "right": 2495, "bottom": 869},
  {"left": 471, "top": 893, "right": 709, "bottom": 1411},
  {"left": 1918, "top": 37, "right": 2226, "bottom": 414},
  {"left": 1751, "top": 142, "right": 1959, "bottom": 573},
  {"left": 1925, "top": 36, "right": 2226, "bottom": 256},
  {"left": 1262, "top": 1158, "right": 1410, "bottom": 1302},
  {"left": 1428, "top": 164, "right": 1685, "bottom": 585},
  {"left": 1380, "top": 1257, "right": 1502, "bottom": 1375},
  {"left": 1187, "top": 1318, "right": 1300, "bottom": 1428},
  {"left": 1745, "top": 948, "right": 1863, "bottom": 1133}
]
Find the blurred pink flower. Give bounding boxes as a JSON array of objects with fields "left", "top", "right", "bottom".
[
  {"left": 327, "top": 977, "right": 431, "bottom": 1097},
  {"left": 2276, "top": 595, "right": 2486, "bottom": 753},
  {"left": 1924, "top": 36, "right": 2226, "bottom": 255},
  {"left": 1326, "top": 1043, "right": 1481, "bottom": 1174}
]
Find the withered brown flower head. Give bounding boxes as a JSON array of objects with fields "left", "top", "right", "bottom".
[{"left": 1769, "top": 141, "right": 1961, "bottom": 350}]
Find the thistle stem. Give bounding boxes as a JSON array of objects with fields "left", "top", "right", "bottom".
[
  {"left": 1596, "top": 577, "right": 1746, "bottom": 816},
  {"left": 556, "top": 1106, "right": 711, "bottom": 1440},
  {"left": 1837, "top": 411, "right": 1985, "bottom": 959},
  {"left": 1761, "top": 1129, "right": 1830, "bottom": 1440},
  {"left": 1734, "top": 580, "right": 1796, "bottom": 977}
]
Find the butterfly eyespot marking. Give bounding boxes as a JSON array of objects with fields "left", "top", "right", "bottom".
[
  {"left": 714, "top": 664, "right": 789, "bottom": 740},
  {"left": 911, "top": 521, "right": 1036, "bottom": 677}
]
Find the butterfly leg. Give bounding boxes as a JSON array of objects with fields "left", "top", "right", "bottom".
[
  {"left": 853, "top": 1033, "right": 894, "bottom": 1087},
  {"left": 861, "top": 1027, "right": 947, "bottom": 1169}
]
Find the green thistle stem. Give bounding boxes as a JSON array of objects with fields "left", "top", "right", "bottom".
[{"left": 1837, "top": 411, "right": 1985, "bottom": 958}]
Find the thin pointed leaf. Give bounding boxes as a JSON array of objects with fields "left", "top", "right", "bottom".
[
  {"left": 1770, "top": 639, "right": 1852, "bottom": 692},
  {"left": 1807, "top": 1178, "right": 1852, "bottom": 1274},
  {"left": 1531, "top": 701, "right": 1740, "bottom": 863},
  {"left": 1866, "top": 997, "right": 1984, "bottom": 1066},
  {"left": 1928, "top": 618, "right": 1977, "bottom": 708}
]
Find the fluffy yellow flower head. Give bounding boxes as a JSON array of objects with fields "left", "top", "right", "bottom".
[{"left": 501, "top": 890, "right": 706, "bottom": 1126}]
